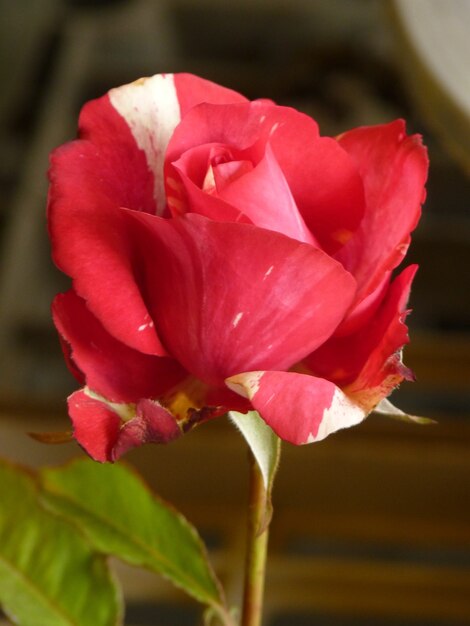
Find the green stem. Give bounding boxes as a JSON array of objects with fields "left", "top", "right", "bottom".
[{"left": 241, "top": 451, "right": 269, "bottom": 626}]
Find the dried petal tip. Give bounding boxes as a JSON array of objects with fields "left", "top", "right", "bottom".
[{"left": 28, "top": 431, "right": 74, "bottom": 444}]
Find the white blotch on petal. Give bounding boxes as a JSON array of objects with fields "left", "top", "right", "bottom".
[
  {"left": 232, "top": 312, "right": 244, "bottom": 327},
  {"left": 109, "top": 74, "right": 181, "bottom": 215},
  {"left": 263, "top": 265, "right": 274, "bottom": 280},
  {"left": 225, "top": 371, "right": 263, "bottom": 400},
  {"left": 84, "top": 387, "right": 136, "bottom": 422},
  {"left": 269, "top": 122, "right": 280, "bottom": 136},
  {"left": 307, "top": 388, "right": 366, "bottom": 443}
]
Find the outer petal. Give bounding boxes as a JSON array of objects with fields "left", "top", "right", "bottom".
[
  {"left": 68, "top": 390, "right": 181, "bottom": 462},
  {"left": 165, "top": 102, "right": 365, "bottom": 252},
  {"left": 53, "top": 290, "right": 186, "bottom": 403},
  {"left": 123, "top": 211, "right": 356, "bottom": 387},
  {"left": 335, "top": 120, "right": 428, "bottom": 301},
  {"left": 48, "top": 99, "right": 165, "bottom": 354},
  {"left": 304, "top": 265, "right": 417, "bottom": 395},
  {"left": 48, "top": 74, "right": 246, "bottom": 354},
  {"left": 226, "top": 371, "right": 366, "bottom": 445},
  {"left": 68, "top": 390, "right": 121, "bottom": 462}
]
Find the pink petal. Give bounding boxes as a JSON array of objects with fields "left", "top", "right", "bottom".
[
  {"left": 270, "top": 135, "right": 366, "bottom": 254},
  {"left": 165, "top": 101, "right": 364, "bottom": 252},
  {"left": 304, "top": 265, "right": 417, "bottom": 398},
  {"left": 169, "top": 143, "right": 253, "bottom": 222},
  {"left": 335, "top": 120, "right": 428, "bottom": 302},
  {"left": 226, "top": 371, "right": 366, "bottom": 445},
  {"left": 68, "top": 390, "right": 181, "bottom": 462},
  {"left": 53, "top": 290, "right": 186, "bottom": 403},
  {"left": 165, "top": 101, "right": 288, "bottom": 166},
  {"left": 170, "top": 142, "right": 317, "bottom": 244},
  {"left": 173, "top": 72, "right": 247, "bottom": 114},
  {"left": 164, "top": 101, "right": 305, "bottom": 223},
  {"left": 122, "top": 211, "right": 356, "bottom": 386}
]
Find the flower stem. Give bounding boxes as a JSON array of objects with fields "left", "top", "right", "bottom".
[{"left": 241, "top": 451, "right": 270, "bottom": 626}]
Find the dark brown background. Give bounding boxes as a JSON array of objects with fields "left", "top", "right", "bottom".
[{"left": 0, "top": 1, "right": 469, "bottom": 625}]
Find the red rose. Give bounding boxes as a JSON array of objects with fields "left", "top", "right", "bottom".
[{"left": 48, "top": 73, "right": 428, "bottom": 461}]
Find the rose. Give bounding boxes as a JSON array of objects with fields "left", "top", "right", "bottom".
[{"left": 48, "top": 73, "right": 428, "bottom": 462}]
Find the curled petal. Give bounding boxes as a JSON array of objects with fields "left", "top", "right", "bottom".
[
  {"left": 226, "top": 371, "right": 366, "bottom": 445},
  {"left": 68, "top": 390, "right": 182, "bottom": 462},
  {"left": 166, "top": 101, "right": 365, "bottom": 252},
  {"left": 305, "top": 265, "right": 418, "bottom": 407},
  {"left": 335, "top": 120, "right": 428, "bottom": 302},
  {"left": 123, "top": 212, "right": 356, "bottom": 386}
]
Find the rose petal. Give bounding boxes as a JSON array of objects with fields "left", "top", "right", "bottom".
[
  {"left": 68, "top": 390, "right": 122, "bottom": 462},
  {"left": 226, "top": 370, "right": 366, "bottom": 445},
  {"left": 170, "top": 142, "right": 317, "bottom": 244},
  {"left": 173, "top": 72, "right": 247, "bottom": 114},
  {"left": 169, "top": 143, "right": 253, "bottom": 222},
  {"left": 107, "top": 73, "right": 247, "bottom": 214},
  {"left": 112, "top": 398, "right": 182, "bottom": 460},
  {"left": 53, "top": 290, "right": 186, "bottom": 403},
  {"left": 48, "top": 96, "right": 165, "bottom": 354},
  {"left": 123, "top": 211, "right": 356, "bottom": 386},
  {"left": 304, "top": 265, "right": 417, "bottom": 395},
  {"left": 49, "top": 74, "right": 247, "bottom": 354},
  {"left": 165, "top": 101, "right": 365, "bottom": 252},
  {"left": 335, "top": 120, "right": 428, "bottom": 301},
  {"left": 68, "top": 390, "right": 182, "bottom": 462}
]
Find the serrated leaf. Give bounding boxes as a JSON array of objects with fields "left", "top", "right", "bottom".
[
  {"left": 0, "top": 459, "right": 121, "bottom": 626},
  {"left": 39, "top": 459, "right": 226, "bottom": 613},
  {"left": 229, "top": 411, "right": 281, "bottom": 529},
  {"left": 374, "top": 398, "right": 437, "bottom": 424}
]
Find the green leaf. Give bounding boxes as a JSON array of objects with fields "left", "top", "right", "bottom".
[
  {"left": 229, "top": 411, "right": 281, "bottom": 528},
  {"left": 229, "top": 411, "right": 280, "bottom": 492},
  {"left": 0, "top": 459, "right": 121, "bottom": 626},
  {"left": 40, "top": 459, "right": 226, "bottom": 612},
  {"left": 373, "top": 398, "right": 437, "bottom": 424}
]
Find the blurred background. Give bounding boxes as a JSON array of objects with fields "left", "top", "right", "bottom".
[{"left": 0, "top": 0, "right": 469, "bottom": 624}]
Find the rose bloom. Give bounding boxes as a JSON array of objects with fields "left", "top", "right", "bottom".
[{"left": 48, "top": 73, "right": 428, "bottom": 462}]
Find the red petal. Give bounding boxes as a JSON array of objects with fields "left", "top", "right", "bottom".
[
  {"left": 123, "top": 211, "right": 356, "bottom": 386},
  {"left": 68, "top": 390, "right": 122, "bottom": 462},
  {"left": 53, "top": 290, "right": 186, "bottom": 403},
  {"left": 111, "top": 398, "right": 182, "bottom": 460},
  {"left": 226, "top": 371, "right": 366, "bottom": 445},
  {"left": 335, "top": 120, "right": 428, "bottom": 302},
  {"left": 49, "top": 74, "right": 247, "bottom": 354},
  {"left": 48, "top": 96, "right": 166, "bottom": 354},
  {"left": 68, "top": 390, "right": 182, "bottom": 462},
  {"left": 271, "top": 135, "right": 366, "bottom": 254},
  {"left": 304, "top": 265, "right": 417, "bottom": 398}
]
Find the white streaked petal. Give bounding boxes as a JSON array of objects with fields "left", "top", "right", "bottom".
[{"left": 109, "top": 74, "right": 181, "bottom": 214}]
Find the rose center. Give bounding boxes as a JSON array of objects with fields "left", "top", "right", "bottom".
[{"left": 202, "top": 147, "right": 253, "bottom": 195}]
